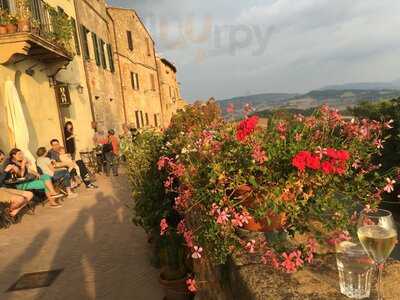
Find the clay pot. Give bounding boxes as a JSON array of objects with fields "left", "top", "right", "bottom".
[
  {"left": 0, "top": 25, "right": 7, "bottom": 35},
  {"left": 159, "top": 272, "right": 192, "bottom": 300},
  {"left": 244, "top": 211, "right": 287, "bottom": 232},
  {"left": 18, "top": 20, "right": 30, "bottom": 32},
  {"left": 6, "top": 24, "right": 17, "bottom": 34}
]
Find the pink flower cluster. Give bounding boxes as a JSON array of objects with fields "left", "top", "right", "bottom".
[
  {"left": 236, "top": 116, "right": 259, "bottom": 142},
  {"left": 160, "top": 218, "right": 168, "bottom": 236},
  {"left": 326, "top": 230, "right": 351, "bottom": 246},
  {"left": 252, "top": 144, "right": 268, "bottom": 165},
  {"left": 210, "top": 203, "right": 251, "bottom": 228}
]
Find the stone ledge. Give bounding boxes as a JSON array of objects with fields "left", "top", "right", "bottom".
[{"left": 196, "top": 253, "right": 400, "bottom": 300}]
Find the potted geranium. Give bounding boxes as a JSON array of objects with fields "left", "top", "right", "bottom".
[
  {"left": 0, "top": 9, "right": 8, "bottom": 34},
  {"left": 16, "top": 0, "right": 31, "bottom": 32},
  {"left": 157, "top": 101, "right": 395, "bottom": 283},
  {"left": 6, "top": 13, "right": 17, "bottom": 34}
]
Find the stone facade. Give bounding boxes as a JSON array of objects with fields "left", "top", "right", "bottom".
[
  {"left": 0, "top": 0, "right": 94, "bottom": 156},
  {"left": 107, "top": 7, "right": 163, "bottom": 129},
  {"left": 156, "top": 56, "right": 181, "bottom": 127},
  {"left": 74, "top": 0, "right": 125, "bottom": 133},
  {"left": 0, "top": 0, "right": 185, "bottom": 157}
]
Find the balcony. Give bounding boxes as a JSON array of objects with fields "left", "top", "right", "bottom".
[{"left": 0, "top": 0, "right": 73, "bottom": 65}]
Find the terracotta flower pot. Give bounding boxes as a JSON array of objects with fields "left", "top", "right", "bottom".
[
  {"left": 6, "top": 24, "right": 17, "bottom": 34},
  {"left": 159, "top": 272, "right": 192, "bottom": 300},
  {"left": 244, "top": 211, "right": 287, "bottom": 232},
  {"left": 0, "top": 25, "right": 7, "bottom": 35},
  {"left": 18, "top": 20, "right": 30, "bottom": 32}
]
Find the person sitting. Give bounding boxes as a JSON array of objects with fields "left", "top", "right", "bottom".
[
  {"left": 48, "top": 138, "right": 97, "bottom": 189},
  {"left": 36, "top": 147, "right": 78, "bottom": 199},
  {"left": 3, "top": 148, "right": 62, "bottom": 208},
  {"left": 0, "top": 150, "right": 33, "bottom": 217}
]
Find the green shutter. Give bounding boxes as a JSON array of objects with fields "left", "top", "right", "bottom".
[
  {"left": 91, "top": 32, "right": 100, "bottom": 66},
  {"left": 71, "top": 18, "right": 81, "bottom": 56},
  {"left": 107, "top": 44, "right": 115, "bottom": 72},
  {"left": 99, "top": 39, "right": 107, "bottom": 69},
  {"left": 80, "top": 25, "right": 90, "bottom": 60}
]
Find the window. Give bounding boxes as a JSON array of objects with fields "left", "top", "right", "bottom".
[
  {"left": 140, "top": 111, "right": 144, "bottom": 127},
  {"left": 127, "top": 31, "right": 133, "bottom": 50},
  {"left": 145, "top": 113, "right": 149, "bottom": 126},
  {"left": 130, "top": 72, "right": 139, "bottom": 90},
  {"left": 99, "top": 39, "right": 107, "bottom": 69},
  {"left": 145, "top": 37, "right": 151, "bottom": 56},
  {"left": 80, "top": 25, "right": 90, "bottom": 60},
  {"left": 169, "top": 86, "right": 172, "bottom": 98},
  {"left": 150, "top": 73, "right": 156, "bottom": 91},
  {"left": 135, "top": 111, "right": 140, "bottom": 128},
  {"left": 91, "top": 32, "right": 100, "bottom": 66},
  {"left": 154, "top": 114, "right": 158, "bottom": 127},
  {"left": 107, "top": 44, "right": 115, "bottom": 72},
  {"left": 0, "top": 0, "right": 10, "bottom": 10},
  {"left": 70, "top": 18, "right": 81, "bottom": 56}
]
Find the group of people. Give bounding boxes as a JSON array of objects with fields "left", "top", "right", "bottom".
[{"left": 0, "top": 120, "right": 127, "bottom": 219}]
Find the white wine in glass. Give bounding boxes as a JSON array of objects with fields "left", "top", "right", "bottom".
[{"left": 357, "top": 209, "right": 398, "bottom": 300}]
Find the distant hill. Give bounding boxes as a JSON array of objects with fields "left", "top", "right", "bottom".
[
  {"left": 218, "top": 93, "right": 298, "bottom": 117},
  {"left": 218, "top": 89, "right": 400, "bottom": 117},
  {"left": 321, "top": 80, "right": 400, "bottom": 91}
]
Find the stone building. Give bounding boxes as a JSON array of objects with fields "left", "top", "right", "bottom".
[
  {"left": 156, "top": 55, "right": 181, "bottom": 127},
  {"left": 0, "top": 0, "right": 94, "bottom": 157},
  {"left": 0, "top": 0, "right": 185, "bottom": 158},
  {"left": 107, "top": 7, "right": 164, "bottom": 129},
  {"left": 73, "top": 0, "right": 125, "bottom": 133}
]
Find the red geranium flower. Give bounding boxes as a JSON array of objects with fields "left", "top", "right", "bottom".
[{"left": 236, "top": 116, "right": 259, "bottom": 142}]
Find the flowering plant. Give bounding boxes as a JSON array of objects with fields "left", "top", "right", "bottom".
[{"left": 157, "top": 101, "right": 396, "bottom": 276}]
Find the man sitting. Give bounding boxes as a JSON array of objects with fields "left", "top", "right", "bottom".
[
  {"left": 37, "top": 147, "right": 78, "bottom": 199},
  {"left": 0, "top": 150, "right": 34, "bottom": 217}
]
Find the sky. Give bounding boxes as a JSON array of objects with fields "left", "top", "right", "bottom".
[{"left": 109, "top": 0, "right": 400, "bottom": 102}]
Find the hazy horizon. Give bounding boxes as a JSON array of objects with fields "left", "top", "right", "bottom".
[{"left": 109, "top": 0, "right": 400, "bottom": 102}]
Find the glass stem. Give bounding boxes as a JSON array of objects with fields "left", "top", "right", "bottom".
[{"left": 377, "top": 263, "right": 384, "bottom": 300}]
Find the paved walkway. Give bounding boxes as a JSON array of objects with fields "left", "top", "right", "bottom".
[{"left": 0, "top": 174, "right": 163, "bottom": 300}]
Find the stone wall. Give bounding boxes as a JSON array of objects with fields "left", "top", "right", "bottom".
[{"left": 107, "top": 7, "right": 163, "bottom": 129}]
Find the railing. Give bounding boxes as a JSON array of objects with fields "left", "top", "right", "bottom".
[{"left": 1, "top": 0, "right": 73, "bottom": 53}]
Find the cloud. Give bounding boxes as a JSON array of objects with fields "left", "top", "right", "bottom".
[{"left": 108, "top": 0, "right": 400, "bottom": 101}]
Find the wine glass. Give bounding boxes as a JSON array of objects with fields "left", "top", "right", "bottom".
[{"left": 357, "top": 209, "right": 398, "bottom": 300}]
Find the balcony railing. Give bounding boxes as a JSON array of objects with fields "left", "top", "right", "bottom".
[{"left": 0, "top": 0, "right": 74, "bottom": 64}]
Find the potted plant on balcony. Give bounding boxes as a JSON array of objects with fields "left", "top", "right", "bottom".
[
  {"left": 0, "top": 9, "right": 8, "bottom": 34},
  {"left": 6, "top": 14, "right": 17, "bottom": 34},
  {"left": 15, "top": 0, "right": 31, "bottom": 32}
]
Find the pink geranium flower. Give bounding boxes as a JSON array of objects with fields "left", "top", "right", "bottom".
[
  {"left": 252, "top": 144, "right": 267, "bottom": 164},
  {"left": 186, "top": 278, "right": 197, "bottom": 292},
  {"left": 245, "top": 240, "right": 256, "bottom": 253},
  {"left": 281, "top": 252, "right": 297, "bottom": 273},
  {"left": 384, "top": 178, "right": 396, "bottom": 193},
  {"left": 216, "top": 208, "right": 230, "bottom": 225},
  {"left": 192, "top": 246, "right": 203, "bottom": 259},
  {"left": 160, "top": 218, "right": 168, "bottom": 236}
]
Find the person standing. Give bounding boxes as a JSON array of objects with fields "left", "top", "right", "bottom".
[
  {"left": 64, "top": 121, "right": 76, "bottom": 160},
  {"left": 103, "top": 129, "right": 120, "bottom": 177}
]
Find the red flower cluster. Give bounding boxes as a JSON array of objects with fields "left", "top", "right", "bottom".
[
  {"left": 292, "top": 148, "right": 350, "bottom": 174},
  {"left": 236, "top": 116, "right": 259, "bottom": 141}
]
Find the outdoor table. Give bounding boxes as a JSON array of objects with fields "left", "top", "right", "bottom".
[{"left": 195, "top": 253, "right": 400, "bottom": 300}]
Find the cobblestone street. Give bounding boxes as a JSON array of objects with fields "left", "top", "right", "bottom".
[{"left": 0, "top": 174, "right": 163, "bottom": 300}]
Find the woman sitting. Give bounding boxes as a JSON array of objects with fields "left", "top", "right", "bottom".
[
  {"left": 36, "top": 147, "right": 78, "bottom": 199},
  {"left": 0, "top": 150, "right": 33, "bottom": 217},
  {"left": 3, "top": 148, "right": 63, "bottom": 208}
]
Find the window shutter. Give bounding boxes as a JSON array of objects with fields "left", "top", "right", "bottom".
[
  {"left": 107, "top": 44, "right": 115, "bottom": 72},
  {"left": 135, "top": 111, "right": 140, "bottom": 128},
  {"left": 91, "top": 32, "right": 100, "bottom": 65},
  {"left": 135, "top": 73, "right": 139, "bottom": 90},
  {"left": 146, "top": 38, "right": 151, "bottom": 56},
  {"left": 154, "top": 114, "right": 158, "bottom": 127},
  {"left": 127, "top": 31, "right": 133, "bottom": 50},
  {"left": 80, "top": 25, "right": 90, "bottom": 60},
  {"left": 130, "top": 72, "right": 135, "bottom": 89},
  {"left": 71, "top": 18, "right": 81, "bottom": 55},
  {"left": 145, "top": 113, "right": 149, "bottom": 126},
  {"left": 99, "top": 39, "right": 107, "bottom": 69},
  {"left": 140, "top": 111, "right": 144, "bottom": 127}
]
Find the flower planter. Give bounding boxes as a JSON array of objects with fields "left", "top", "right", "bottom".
[
  {"left": 6, "top": 24, "right": 17, "bottom": 34},
  {"left": 0, "top": 25, "right": 7, "bottom": 35},
  {"left": 17, "top": 20, "right": 30, "bottom": 32},
  {"left": 159, "top": 272, "right": 192, "bottom": 300}
]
